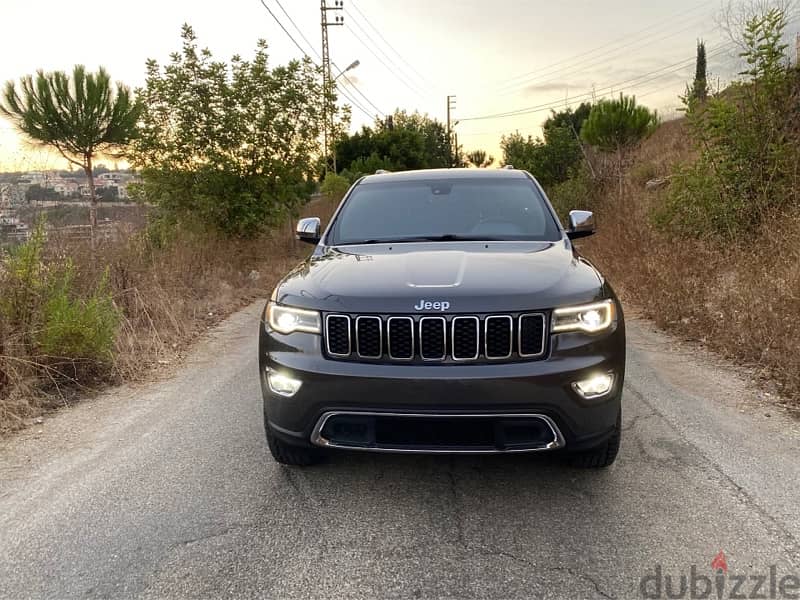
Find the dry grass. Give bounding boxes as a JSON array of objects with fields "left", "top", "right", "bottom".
[
  {"left": 0, "top": 194, "right": 341, "bottom": 433},
  {"left": 582, "top": 119, "right": 800, "bottom": 402}
]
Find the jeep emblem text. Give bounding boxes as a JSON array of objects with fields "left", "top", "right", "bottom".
[{"left": 414, "top": 300, "right": 450, "bottom": 312}]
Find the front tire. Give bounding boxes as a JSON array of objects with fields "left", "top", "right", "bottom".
[
  {"left": 568, "top": 412, "right": 621, "bottom": 469},
  {"left": 266, "top": 426, "right": 322, "bottom": 466}
]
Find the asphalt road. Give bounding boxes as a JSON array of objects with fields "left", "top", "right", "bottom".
[{"left": 1, "top": 302, "right": 799, "bottom": 599}]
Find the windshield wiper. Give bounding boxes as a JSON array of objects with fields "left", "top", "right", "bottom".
[
  {"left": 418, "top": 234, "right": 505, "bottom": 242},
  {"left": 340, "top": 234, "right": 504, "bottom": 245}
]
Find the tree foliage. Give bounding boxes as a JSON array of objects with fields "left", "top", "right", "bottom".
[
  {"left": 500, "top": 126, "right": 582, "bottom": 187},
  {"left": 658, "top": 7, "right": 799, "bottom": 238},
  {"left": 335, "top": 109, "right": 451, "bottom": 180},
  {"left": 691, "top": 40, "right": 709, "bottom": 101},
  {"left": 581, "top": 94, "right": 659, "bottom": 154},
  {"left": 499, "top": 104, "right": 593, "bottom": 188},
  {"left": 0, "top": 65, "right": 140, "bottom": 239},
  {"left": 132, "top": 25, "right": 329, "bottom": 236},
  {"left": 466, "top": 149, "right": 494, "bottom": 168},
  {"left": 542, "top": 102, "right": 592, "bottom": 136},
  {"left": 581, "top": 94, "right": 658, "bottom": 198}
]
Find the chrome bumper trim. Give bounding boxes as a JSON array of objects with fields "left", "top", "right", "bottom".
[{"left": 309, "top": 411, "right": 566, "bottom": 454}]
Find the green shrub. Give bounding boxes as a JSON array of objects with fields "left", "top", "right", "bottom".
[
  {"left": 320, "top": 173, "right": 350, "bottom": 196},
  {"left": 339, "top": 153, "right": 396, "bottom": 183},
  {"left": 656, "top": 9, "right": 798, "bottom": 239},
  {"left": 546, "top": 167, "right": 594, "bottom": 223},
  {"left": 500, "top": 126, "right": 583, "bottom": 188},
  {"left": 0, "top": 221, "right": 46, "bottom": 349},
  {"left": 36, "top": 264, "right": 119, "bottom": 362}
]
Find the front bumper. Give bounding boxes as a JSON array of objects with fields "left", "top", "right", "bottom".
[{"left": 259, "top": 316, "right": 625, "bottom": 454}]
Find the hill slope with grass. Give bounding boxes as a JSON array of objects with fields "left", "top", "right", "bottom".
[{"left": 575, "top": 115, "right": 799, "bottom": 404}]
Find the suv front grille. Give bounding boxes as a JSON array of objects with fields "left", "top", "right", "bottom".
[
  {"left": 485, "top": 315, "right": 513, "bottom": 359},
  {"left": 387, "top": 317, "right": 414, "bottom": 360},
  {"left": 324, "top": 312, "right": 547, "bottom": 364},
  {"left": 325, "top": 315, "right": 351, "bottom": 356},
  {"left": 420, "top": 317, "right": 446, "bottom": 360}
]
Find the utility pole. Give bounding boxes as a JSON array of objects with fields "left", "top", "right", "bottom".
[
  {"left": 796, "top": 33, "right": 800, "bottom": 66},
  {"left": 446, "top": 95, "right": 456, "bottom": 167},
  {"left": 321, "top": 0, "right": 344, "bottom": 174}
]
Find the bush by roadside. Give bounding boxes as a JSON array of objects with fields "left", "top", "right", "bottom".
[
  {"left": 0, "top": 195, "right": 341, "bottom": 433},
  {"left": 580, "top": 120, "right": 800, "bottom": 405},
  {"left": 545, "top": 11, "right": 800, "bottom": 406}
]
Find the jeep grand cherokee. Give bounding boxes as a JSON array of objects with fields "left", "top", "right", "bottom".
[{"left": 259, "top": 168, "right": 625, "bottom": 468}]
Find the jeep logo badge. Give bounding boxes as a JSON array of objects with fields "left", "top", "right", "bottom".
[{"left": 414, "top": 299, "right": 450, "bottom": 312}]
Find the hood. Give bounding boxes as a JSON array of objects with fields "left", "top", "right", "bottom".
[{"left": 276, "top": 241, "right": 605, "bottom": 313}]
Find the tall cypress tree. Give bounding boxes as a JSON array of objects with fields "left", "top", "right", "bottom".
[{"left": 692, "top": 40, "right": 709, "bottom": 101}]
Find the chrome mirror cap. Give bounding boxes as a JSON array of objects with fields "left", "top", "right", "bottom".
[
  {"left": 296, "top": 217, "right": 321, "bottom": 244},
  {"left": 567, "top": 210, "right": 595, "bottom": 240}
]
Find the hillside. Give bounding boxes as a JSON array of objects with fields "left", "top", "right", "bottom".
[{"left": 581, "top": 117, "right": 800, "bottom": 406}]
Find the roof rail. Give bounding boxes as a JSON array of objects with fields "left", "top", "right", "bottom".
[
  {"left": 502, "top": 165, "right": 515, "bottom": 170},
  {"left": 375, "top": 169, "right": 391, "bottom": 175}
]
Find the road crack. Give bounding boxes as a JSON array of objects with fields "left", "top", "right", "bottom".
[
  {"left": 625, "top": 381, "right": 800, "bottom": 568},
  {"left": 473, "top": 544, "right": 616, "bottom": 599},
  {"left": 177, "top": 524, "right": 244, "bottom": 547},
  {"left": 446, "top": 456, "right": 466, "bottom": 548}
]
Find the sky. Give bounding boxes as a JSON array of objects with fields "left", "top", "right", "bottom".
[{"left": 0, "top": 0, "right": 767, "bottom": 171}]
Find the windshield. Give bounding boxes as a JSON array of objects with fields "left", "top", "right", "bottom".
[{"left": 328, "top": 177, "right": 562, "bottom": 245}]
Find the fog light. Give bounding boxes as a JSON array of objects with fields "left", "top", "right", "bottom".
[
  {"left": 267, "top": 369, "right": 302, "bottom": 397},
  {"left": 573, "top": 373, "right": 614, "bottom": 399}
]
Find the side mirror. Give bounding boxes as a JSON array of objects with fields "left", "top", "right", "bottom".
[
  {"left": 567, "top": 210, "right": 595, "bottom": 240},
  {"left": 296, "top": 217, "right": 321, "bottom": 244}
]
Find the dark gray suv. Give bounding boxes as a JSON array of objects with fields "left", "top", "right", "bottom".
[{"left": 259, "top": 168, "right": 625, "bottom": 467}]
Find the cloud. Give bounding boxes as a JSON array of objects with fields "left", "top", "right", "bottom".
[{"left": 522, "top": 81, "right": 589, "bottom": 95}]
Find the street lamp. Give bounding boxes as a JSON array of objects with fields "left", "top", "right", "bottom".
[
  {"left": 330, "top": 59, "right": 360, "bottom": 173},
  {"left": 334, "top": 60, "right": 360, "bottom": 82}
]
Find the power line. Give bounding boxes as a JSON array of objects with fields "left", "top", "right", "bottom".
[
  {"left": 460, "top": 41, "right": 738, "bottom": 122},
  {"left": 347, "top": 0, "right": 436, "bottom": 90},
  {"left": 497, "top": 12, "right": 721, "bottom": 96},
  {"left": 256, "top": 0, "right": 383, "bottom": 121},
  {"left": 335, "top": 67, "right": 385, "bottom": 117},
  {"left": 273, "top": 0, "right": 322, "bottom": 60},
  {"left": 457, "top": 51, "right": 747, "bottom": 138},
  {"left": 492, "top": 1, "right": 717, "bottom": 90},
  {"left": 258, "top": 0, "right": 312, "bottom": 59},
  {"left": 336, "top": 81, "right": 378, "bottom": 119},
  {"left": 343, "top": 20, "right": 429, "bottom": 100}
]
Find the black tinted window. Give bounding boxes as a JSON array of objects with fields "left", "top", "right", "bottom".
[{"left": 329, "top": 178, "right": 561, "bottom": 244}]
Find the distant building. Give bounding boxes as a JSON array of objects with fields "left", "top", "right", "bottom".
[
  {"left": 18, "top": 172, "right": 47, "bottom": 186},
  {"left": 97, "top": 172, "right": 126, "bottom": 185},
  {"left": 51, "top": 180, "right": 79, "bottom": 197}
]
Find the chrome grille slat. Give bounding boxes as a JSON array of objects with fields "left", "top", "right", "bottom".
[{"left": 324, "top": 312, "right": 547, "bottom": 362}]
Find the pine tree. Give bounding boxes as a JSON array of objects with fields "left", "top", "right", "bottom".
[
  {"left": 692, "top": 40, "right": 709, "bottom": 101},
  {"left": 1, "top": 66, "right": 140, "bottom": 248}
]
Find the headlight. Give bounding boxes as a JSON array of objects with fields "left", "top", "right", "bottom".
[
  {"left": 266, "top": 302, "right": 321, "bottom": 334},
  {"left": 552, "top": 299, "right": 615, "bottom": 334}
]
